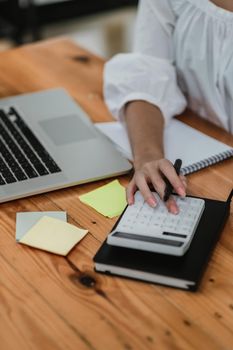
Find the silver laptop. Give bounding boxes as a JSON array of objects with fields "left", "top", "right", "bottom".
[{"left": 0, "top": 88, "right": 132, "bottom": 203}]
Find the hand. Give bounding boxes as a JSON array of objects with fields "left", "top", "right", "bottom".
[{"left": 126, "top": 157, "right": 187, "bottom": 214}]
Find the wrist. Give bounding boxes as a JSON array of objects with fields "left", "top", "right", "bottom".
[{"left": 133, "top": 150, "right": 164, "bottom": 169}]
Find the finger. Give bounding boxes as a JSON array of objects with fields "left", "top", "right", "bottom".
[
  {"left": 166, "top": 195, "right": 179, "bottom": 215},
  {"left": 126, "top": 179, "right": 137, "bottom": 205},
  {"left": 181, "top": 179, "right": 187, "bottom": 189},
  {"left": 180, "top": 174, "right": 187, "bottom": 189},
  {"left": 150, "top": 174, "right": 166, "bottom": 200},
  {"left": 135, "top": 174, "right": 157, "bottom": 207},
  {"left": 180, "top": 174, "right": 187, "bottom": 184},
  {"left": 159, "top": 161, "right": 186, "bottom": 197}
]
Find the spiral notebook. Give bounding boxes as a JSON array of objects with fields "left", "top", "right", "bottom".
[{"left": 95, "top": 119, "right": 233, "bottom": 175}]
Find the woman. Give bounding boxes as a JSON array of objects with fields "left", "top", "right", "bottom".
[{"left": 104, "top": 0, "right": 233, "bottom": 214}]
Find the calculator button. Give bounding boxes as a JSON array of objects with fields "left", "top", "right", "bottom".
[{"left": 110, "top": 192, "right": 205, "bottom": 256}]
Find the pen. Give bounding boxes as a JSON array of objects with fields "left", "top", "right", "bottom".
[{"left": 163, "top": 158, "right": 182, "bottom": 202}]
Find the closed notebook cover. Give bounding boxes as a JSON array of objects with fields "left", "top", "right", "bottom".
[{"left": 94, "top": 193, "right": 232, "bottom": 291}]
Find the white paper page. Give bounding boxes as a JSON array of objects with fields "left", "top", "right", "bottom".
[
  {"left": 95, "top": 120, "right": 233, "bottom": 171},
  {"left": 95, "top": 122, "right": 133, "bottom": 160},
  {"left": 164, "top": 120, "right": 233, "bottom": 167}
]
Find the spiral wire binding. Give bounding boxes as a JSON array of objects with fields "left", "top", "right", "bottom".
[{"left": 180, "top": 149, "right": 233, "bottom": 175}]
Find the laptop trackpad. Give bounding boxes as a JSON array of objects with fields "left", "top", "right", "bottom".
[{"left": 39, "top": 115, "right": 96, "bottom": 146}]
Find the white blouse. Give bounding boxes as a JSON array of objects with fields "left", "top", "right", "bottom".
[{"left": 104, "top": 0, "right": 233, "bottom": 133}]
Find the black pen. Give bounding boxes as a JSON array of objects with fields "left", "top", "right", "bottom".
[{"left": 163, "top": 158, "right": 182, "bottom": 202}]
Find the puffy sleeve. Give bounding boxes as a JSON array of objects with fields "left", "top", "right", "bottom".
[{"left": 103, "top": 0, "right": 187, "bottom": 124}]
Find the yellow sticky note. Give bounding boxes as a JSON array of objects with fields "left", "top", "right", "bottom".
[
  {"left": 79, "top": 180, "right": 127, "bottom": 218},
  {"left": 19, "top": 216, "right": 88, "bottom": 256}
]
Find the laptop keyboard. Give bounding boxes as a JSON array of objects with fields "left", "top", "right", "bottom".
[{"left": 0, "top": 107, "right": 61, "bottom": 185}]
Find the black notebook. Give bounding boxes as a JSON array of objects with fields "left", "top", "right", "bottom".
[{"left": 94, "top": 190, "right": 233, "bottom": 291}]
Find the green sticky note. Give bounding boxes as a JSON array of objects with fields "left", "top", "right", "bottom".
[{"left": 79, "top": 180, "right": 127, "bottom": 218}]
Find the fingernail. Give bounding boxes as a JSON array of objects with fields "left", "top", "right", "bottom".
[
  {"left": 147, "top": 197, "right": 157, "bottom": 207},
  {"left": 128, "top": 198, "right": 134, "bottom": 205},
  {"left": 170, "top": 203, "right": 179, "bottom": 215},
  {"left": 177, "top": 186, "right": 186, "bottom": 197}
]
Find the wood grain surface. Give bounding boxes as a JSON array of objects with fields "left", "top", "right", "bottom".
[{"left": 0, "top": 38, "right": 233, "bottom": 350}]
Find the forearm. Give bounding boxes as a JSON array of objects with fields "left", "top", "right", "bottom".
[
  {"left": 124, "top": 100, "right": 186, "bottom": 213},
  {"left": 125, "top": 101, "right": 165, "bottom": 166}
]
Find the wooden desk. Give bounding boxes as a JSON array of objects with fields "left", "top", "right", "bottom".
[{"left": 0, "top": 38, "right": 233, "bottom": 350}]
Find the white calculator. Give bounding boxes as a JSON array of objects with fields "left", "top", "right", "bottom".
[{"left": 107, "top": 192, "right": 205, "bottom": 256}]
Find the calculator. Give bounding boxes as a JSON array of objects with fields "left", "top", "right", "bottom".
[{"left": 107, "top": 192, "right": 205, "bottom": 256}]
